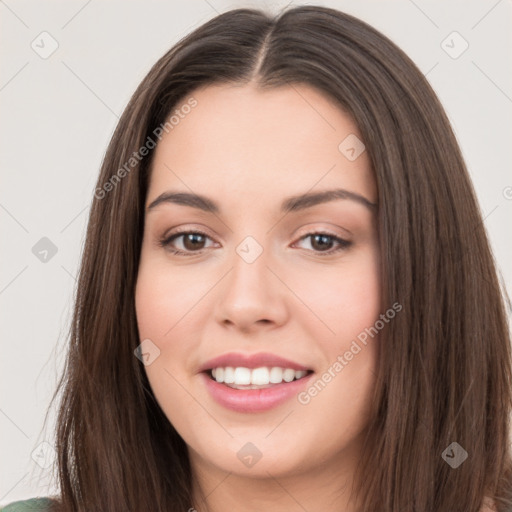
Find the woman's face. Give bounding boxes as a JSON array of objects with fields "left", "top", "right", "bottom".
[{"left": 135, "top": 83, "right": 381, "bottom": 482}]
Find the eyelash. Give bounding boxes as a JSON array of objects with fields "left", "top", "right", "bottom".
[{"left": 158, "top": 228, "right": 352, "bottom": 257}]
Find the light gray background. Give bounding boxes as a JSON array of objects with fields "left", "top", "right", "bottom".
[{"left": 1, "top": 0, "right": 511, "bottom": 504}]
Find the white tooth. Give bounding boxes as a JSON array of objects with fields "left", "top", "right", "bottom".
[
  {"left": 215, "top": 367, "right": 224, "bottom": 383},
  {"left": 251, "top": 367, "right": 270, "bottom": 385},
  {"left": 224, "top": 366, "right": 235, "bottom": 384},
  {"left": 233, "top": 367, "right": 251, "bottom": 385},
  {"left": 269, "top": 367, "right": 283, "bottom": 384},
  {"left": 295, "top": 370, "right": 307, "bottom": 380},
  {"left": 211, "top": 368, "right": 216, "bottom": 379},
  {"left": 282, "top": 368, "right": 295, "bottom": 382}
]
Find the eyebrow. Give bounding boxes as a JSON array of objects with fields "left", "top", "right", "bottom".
[{"left": 146, "top": 188, "right": 377, "bottom": 214}]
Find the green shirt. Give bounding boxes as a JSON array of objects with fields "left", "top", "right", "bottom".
[{"left": 0, "top": 498, "right": 55, "bottom": 511}]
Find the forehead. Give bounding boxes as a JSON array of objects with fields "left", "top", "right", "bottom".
[{"left": 147, "top": 83, "right": 376, "bottom": 208}]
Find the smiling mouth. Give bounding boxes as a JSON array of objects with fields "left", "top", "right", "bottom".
[{"left": 205, "top": 366, "right": 314, "bottom": 389}]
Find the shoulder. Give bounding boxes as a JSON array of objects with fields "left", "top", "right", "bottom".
[
  {"left": 480, "top": 496, "right": 497, "bottom": 512},
  {"left": 0, "top": 498, "right": 56, "bottom": 511}
]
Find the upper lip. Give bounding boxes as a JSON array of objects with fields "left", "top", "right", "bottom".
[{"left": 198, "top": 352, "right": 312, "bottom": 373}]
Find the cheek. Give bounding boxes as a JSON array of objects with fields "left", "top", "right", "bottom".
[
  {"left": 135, "top": 269, "right": 195, "bottom": 374},
  {"left": 339, "top": 264, "right": 381, "bottom": 337},
  {"left": 136, "top": 250, "right": 166, "bottom": 335},
  {"left": 296, "top": 284, "right": 380, "bottom": 450},
  {"left": 135, "top": 282, "right": 168, "bottom": 340},
  {"left": 301, "top": 249, "right": 381, "bottom": 344},
  {"left": 135, "top": 254, "right": 203, "bottom": 340},
  {"left": 135, "top": 252, "right": 207, "bottom": 374},
  {"left": 135, "top": 263, "right": 202, "bottom": 433}
]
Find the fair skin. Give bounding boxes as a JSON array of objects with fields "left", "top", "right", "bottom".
[{"left": 135, "top": 83, "right": 381, "bottom": 511}]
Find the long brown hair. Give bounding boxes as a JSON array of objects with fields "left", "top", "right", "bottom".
[{"left": 44, "top": 6, "right": 512, "bottom": 511}]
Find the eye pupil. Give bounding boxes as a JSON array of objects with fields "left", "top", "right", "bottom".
[
  {"left": 311, "top": 234, "right": 333, "bottom": 251},
  {"left": 183, "top": 233, "right": 205, "bottom": 250}
]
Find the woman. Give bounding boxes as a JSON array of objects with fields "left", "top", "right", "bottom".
[{"left": 3, "top": 5, "right": 511, "bottom": 512}]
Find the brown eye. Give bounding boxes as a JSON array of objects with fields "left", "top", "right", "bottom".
[
  {"left": 180, "top": 233, "right": 207, "bottom": 251},
  {"left": 295, "top": 232, "right": 352, "bottom": 255},
  {"left": 159, "top": 230, "right": 215, "bottom": 256},
  {"left": 159, "top": 230, "right": 351, "bottom": 257},
  {"left": 310, "top": 233, "right": 335, "bottom": 251}
]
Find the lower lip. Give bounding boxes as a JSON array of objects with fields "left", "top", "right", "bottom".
[{"left": 201, "top": 372, "right": 314, "bottom": 413}]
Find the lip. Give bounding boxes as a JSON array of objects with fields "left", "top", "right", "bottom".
[
  {"left": 201, "top": 371, "right": 314, "bottom": 413},
  {"left": 198, "top": 352, "right": 312, "bottom": 373}
]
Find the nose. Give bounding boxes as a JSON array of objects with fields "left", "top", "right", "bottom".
[{"left": 214, "top": 244, "right": 289, "bottom": 333}]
